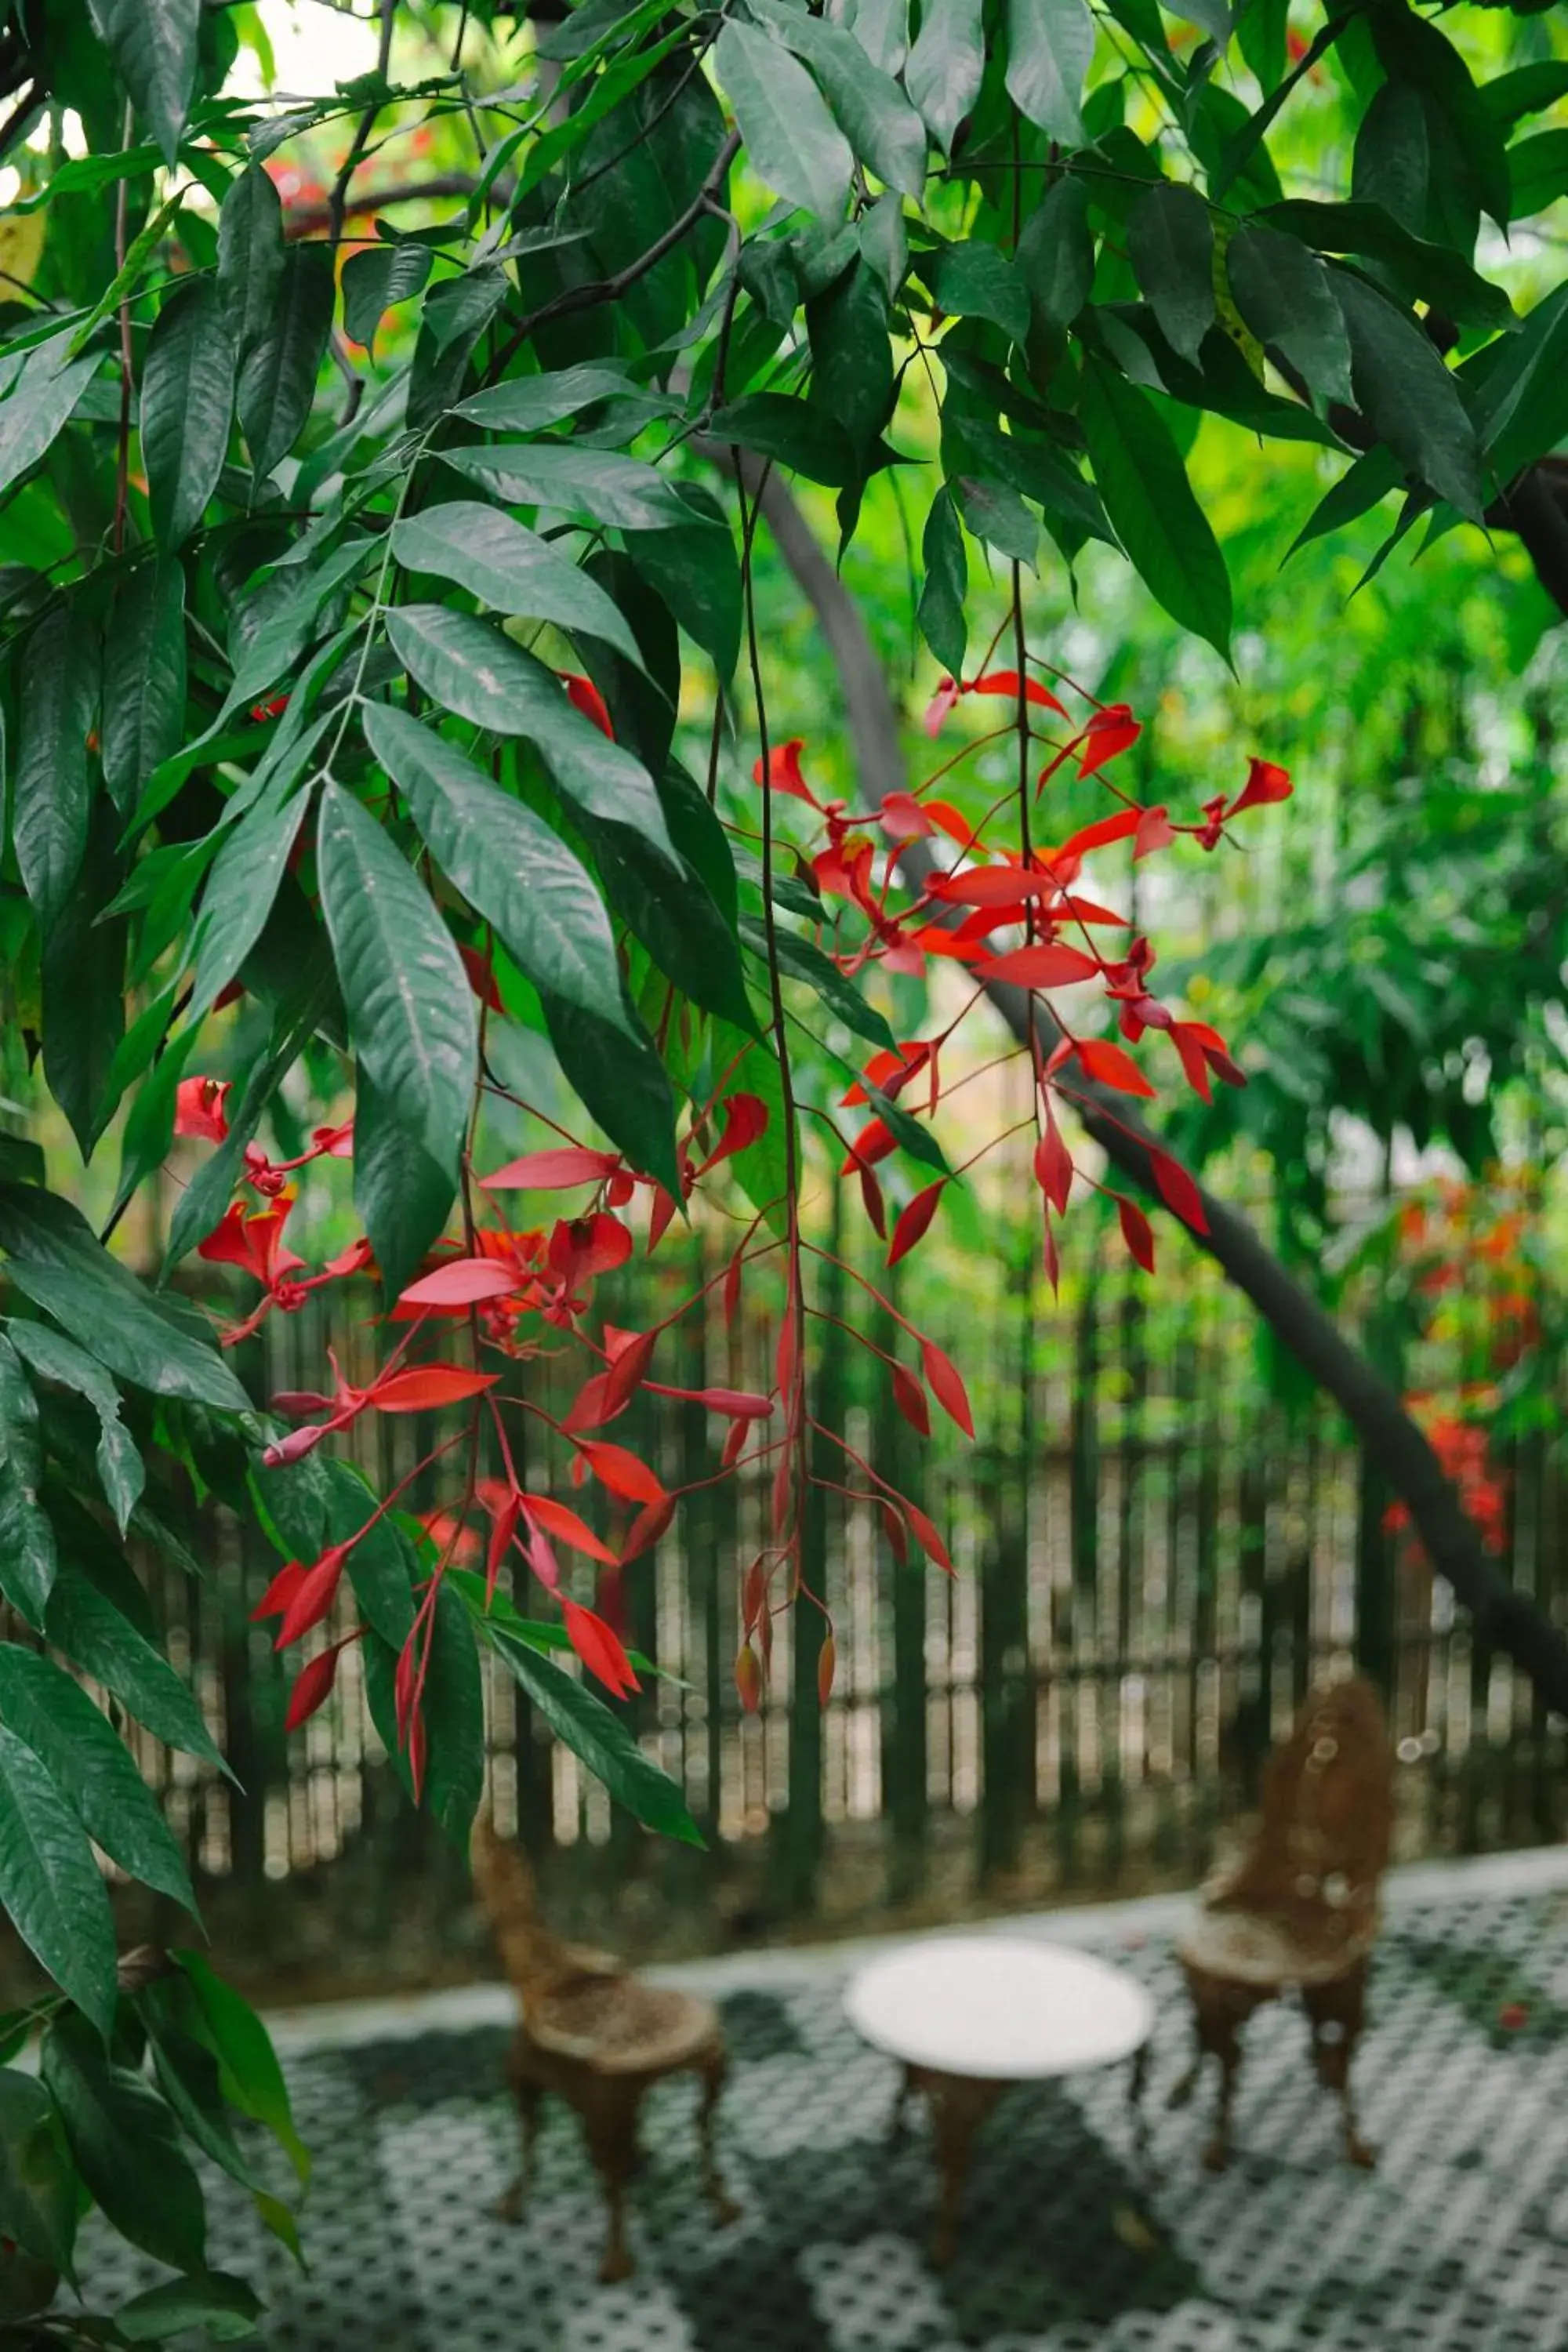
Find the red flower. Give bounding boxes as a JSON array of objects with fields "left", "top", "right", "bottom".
[
  {"left": 753, "top": 739, "right": 821, "bottom": 808},
  {"left": 174, "top": 1076, "right": 230, "bottom": 1143},
  {"left": 561, "top": 1596, "right": 640, "bottom": 1699},
  {"left": 561, "top": 673, "right": 614, "bottom": 737},
  {"left": 198, "top": 1193, "right": 306, "bottom": 1292}
]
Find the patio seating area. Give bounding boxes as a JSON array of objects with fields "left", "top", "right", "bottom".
[{"left": 75, "top": 1851, "right": 1568, "bottom": 2352}]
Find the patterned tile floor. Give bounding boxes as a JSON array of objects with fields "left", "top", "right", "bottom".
[{"left": 79, "top": 1855, "right": 1568, "bottom": 2351}]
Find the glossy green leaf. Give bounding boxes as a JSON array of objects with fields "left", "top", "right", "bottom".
[
  {"left": 904, "top": 0, "right": 982, "bottom": 155},
  {"left": 807, "top": 257, "right": 893, "bottom": 476},
  {"left": 0, "top": 1734, "right": 116, "bottom": 2041},
  {"left": 741, "top": 916, "right": 895, "bottom": 1050},
  {"left": 440, "top": 441, "right": 699, "bottom": 532},
  {"left": 1333, "top": 271, "right": 1483, "bottom": 524},
  {"left": 593, "top": 821, "right": 755, "bottom": 1031},
  {"left": 316, "top": 780, "right": 476, "bottom": 1178},
  {"left": 542, "top": 994, "right": 681, "bottom": 1196},
  {"left": 1006, "top": 0, "right": 1094, "bottom": 147},
  {"left": 42, "top": 2011, "right": 205, "bottom": 2268},
  {"left": 715, "top": 19, "right": 852, "bottom": 220},
  {"left": 13, "top": 603, "right": 96, "bottom": 938},
  {"left": 928, "top": 242, "right": 1030, "bottom": 347},
  {"left": 8, "top": 1323, "right": 143, "bottom": 1535},
  {"left": 706, "top": 1015, "right": 793, "bottom": 1236},
  {"left": 0, "top": 1645, "right": 191, "bottom": 1909},
  {"left": 918, "top": 486, "right": 967, "bottom": 678},
  {"left": 1078, "top": 354, "right": 1232, "bottom": 661},
  {"left": 1225, "top": 224, "right": 1353, "bottom": 405},
  {"left": 341, "top": 239, "right": 431, "bottom": 353},
  {"left": 187, "top": 782, "right": 313, "bottom": 1020},
  {"left": 424, "top": 264, "right": 509, "bottom": 354},
  {"left": 1127, "top": 184, "right": 1215, "bottom": 368},
  {"left": 216, "top": 165, "right": 285, "bottom": 362},
  {"left": 0, "top": 2074, "right": 76, "bottom": 2274},
  {"left": 452, "top": 361, "right": 646, "bottom": 437},
  {"left": 365, "top": 704, "right": 628, "bottom": 1033},
  {"left": 1471, "top": 285, "right": 1568, "bottom": 484},
  {"left": 1508, "top": 130, "right": 1568, "bottom": 225},
  {"left": 44, "top": 1567, "right": 227, "bottom": 1770},
  {"left": 0, "top": 1336, "right": 55, "bottom": 1631},
  {"left": 745, "top": 0, "right": 926, "bottom": 198},
  {"left": 0, "top": 336, "right": 102, "bottom": 504},
  {"left": 100, "top": 559, "right": 187, "bottom": 818},
  {"left": 485, "top": 1624, "right": 703, "bottom": 1846},
  {"left": 0, "top": 1185, "right": 249, "bottom": 1416},
  {"left": 386, "top": 604, "right": 676, "bottom": 858},
  {"left": 708, "top": 394, "right": 857, "bottom": 488},
  {"left": 952, "top": 419, "right": 1115, "bottom": 545},
  {"left": 1368, "top": 5, "right": 1510, "bottom": 245},
  {"left": 1483, "top": 61, "right": 1568, "bottom": 132},
  {"left": 622, "top": 490, "right": 742, "bottom": 682},
  {"left": 85, "top": 0, "right": 201, "bottom": 165},
  {"left": 173, "top": 1951, "right": 309, "bottom": 2185},
  {"left": 115, "top": 2270, "right": 263, "bottom": 2344},
  {"left": 1257, "top": 200, "right": 1515, "bottom": 333},
  {"left": 952, "top": 474, "right": 1038, "bottom": 569},
  {"left": 864, "top": 1083, "right": 953, "bottom": 1178},
  {"left": 390, "top": 503, "right": 646, "bottom": 668},
  {"left": 142, "top": 278, "right": 235, "bottom": 552},
  {"left": 238, "top": 243, "right": 334, "bottom": 481},
  {"left": 423, "top": 1576, "right": 486, "bottom": 1858},
  {"left": 1287, "top": 442, "right": 1403, "bottom": 558},
  {"left": 1016, "top": 175, "right": 1094, "bottom": 329}
]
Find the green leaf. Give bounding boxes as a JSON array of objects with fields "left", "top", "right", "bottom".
[
  {"left": 0, "top": 2073, "right": 76, "bottom": 2274},
  {"left": 661, "top": 762, "right": 739, "bottom": 932},
  {"left": 807, "top": 257, "right": 893, "bottom": 476},
  {"left": 1470, "top": 285, "right": 1568, "bottom": 484},
  {"left": 0, "top": 1733, "right": 116, "bottom": 2042},
  {"left": 238, "top": 243, "right": 333, "bottom": 481},
  {"left": 216, "top": 165, "right": 285, "bottom": 363},
  {"left": 316, "top": 780, "right": 477, "bottom": 1178},
  {"left": 864, "top": 1083, "right": 953, "bottom": 1178},
  {"left": 142, "top": 279, "right": 235, "bottom": 553},
  {"left": 1508, "top": 130, "right": 1568, "bottom": 225},
  {"left": 440, "top": 440, "right": 700, "bottom": 532},
  {"left": 1225, "top": 223, "right": 1353, "bottom": 405},
  {"left": 85, "top": 0, "right": 201, "bottom": 166},
  {"left": 140, "top": 1990, "right": 260, "bottom": 2191},
  {"left": 1077, "top": 353, "right": 1232, "bottom": 661},
  {"left": 1483, "top": 62, "right": 1568, "bottom": 132},
  {"left": 390, "top": 502, "right": 647, "bottom": 670},
  {"left": 44, "top": 1566, "right": 227, "bottom": 1770},
  {"left": 0, "top": 1645, "right": 191, "bottom": 1909},
  {"left": 1127, "top": 184, "right": 1215, "bottom": 368},
  {"left": 622, "top": 489, "right": 742, "bottom": 683},
  {"left": 341, "top": 239, "right": 432, "bottom": 354},
  {"left": 744, "top": 0, "right": 925, "bottom": 198},
  {"left": 1016, "top": 175, "right": 1094, "bottom": 329},
  {"left": 1287, "top": 442, "right": 1403, "bottom": 559},
  {"left": 173, "top": 1951, "right": 308, "bottom": 2185},
  {"left": 918, "top": 485, "right": 967, "bottom": 678},
  {"left": 423, "top": 1575, "right": 485, "bottom": 1857},
  {"left": 706, "top": 1015, "right": 792, "bottom": 1235},
  {"left": 592, "top": 822, "right": 755, "bottom": 1031},
  {"left": 904, "top": 0, "right": 982, "bottom": 155},
  {"left": 323, "top": 1463, "right": 416, "bottom": 1649},
  {"left": 0, "top": 1185, "right": 249, "bottom": 1415},
  {"left": 0, "top": 335, "right": 103, "bottom": 505},
  {"left": 115, "top": 2270, "right": 263, "bottom": 2344},
  {"left": 927, "top": 241, "right": 1030, "bottom": 347},
  {"left": 7, "top": 1324, "right": 143, "bottom": 1535},
  {"left": 951, "top": 418, "right": 1115, "bottom": 546},
  {"left": 715, "top": 19, "right": 851, "bottom": 220},
  {"left": 42, "top": 2011, "right": 206, "bottom": 2269},
  {"left": 453, "top": 363, "right": 658, "bottom": 437},
  {"left": 13, "top": 603, "right": 96, "bottom": 938},
  {"left": 423, "top": 263, "right": 509, "bottom": 355},
  {"left": 0, "top": 1336, "right": 55, "bottom": 1631},
  {"left": 707, "top": 394, "right": 857, "bottom": 488},
  {"left": 542, "top": 995, "right": 681, "bottom": 1196},
  {"left": 187, "top": 782, "right": 313, "bottom": 1020},
  {"left": 1332, "top": 271, "right": 1483, "bottom": 524},
  {"left": 1006, "top": 0, "right": 1094, "bottom": 147},
  {"left": 741, "top": 916, "right": 895, "bottom": 1051},
  {"left": 952, "top": 474, "right": 1037, "bottom": 569},
  {"left": 100, "top": 559, "right": 187, "bottom": 818},
  {"left": 485, "top": 1624, "right": 703, "bottom": 1846},
  {"left": 40, "top": 806, "right": 127, "bottom": 1160},
  {"left": 386, "top": 604, "right": 676, "bottom": 858},
  {"left": 1368, "top": 5, "right": 1510, "bottom": 245},
  {"left": 1257, "top": 200, "right": 1514, "bottom": 333},
  {"left": 365, "top": 703, "right": 628, "bottom": 1033},
  {"left": 352, "top": 1064, "right": 459, "bottom": 1302}
]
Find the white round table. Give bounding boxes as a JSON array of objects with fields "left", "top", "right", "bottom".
[{"left": 844, "top": 1936, "right": 1156, "bottom": 2264}]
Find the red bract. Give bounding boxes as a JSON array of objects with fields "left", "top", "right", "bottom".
[
  {"left": 978, "top": 943, "right": 1099, "bottom": 988},
  {"left": 562, "top": 673, "right": 614, "bottom": 737},
  {"left": 1075, "top": 1038, "right": 1157, "bottom": 1098},
  {"left": 398, "top": 1258, "right": 519, "bottom": 1308},
  {"left": 367, "top": 1365, "right": 499, "bottom": 1413},
  {"left": 575, "top": 1438, "right": 666, "bottom": 1504},
  {"left": 284, "top": 1641, "right": 346, "bottom": 1733},
  {"left": 620, "top": 1494, "right": 675, "bottom": 1563},
  {"left": 1034, "top": 1108, "right": 1073, "bottom": 1214},
  {"left": 887, "top": 1180, "right": 944, "bottom": 1269},
  {"left": 458, "top": 944, "right": 505, "bottom": 1010},
  {"left": 817, "top": 1634, "right": 837, "bottom": 1707},
  {"left": 275, "top": 1541, "right": 352, "bottom": 1650},
  {"left": 1118, "top": 1196, "right": 1156, "bottom": 1273},
  {"left": 694, "top": 1092, "right": 768, "bottom": 1176},
  {"left": 524, "top": 1494, "right": 619, "bottom": 1563},
  {"left": 891, "top": 1363, "right": 931, "bottom": 1438},
  {"left": 929, "top": 864, "right": 1044, "bottom": 909},
  {"left": 902, "top": 1500, "right": 953, "bottom": 1575},
  {"left": 249, "top": 692, "right": 289, "bottom": 724},
  {"left": 920, "top": 1337, "right": 974, "bottom": 1438},
  {"left": 735, "top": 1642, "right": 762, "bottom": 1713},
  {"left": 923, "top": 677, "right": 961, "bottom": 735},
  {"left": 840, "top": 1119, "right": 895, "bottom": 1174},
  {"left": 252, "top": 1559, "right": 307, "bottom": 1624},
  {"left": 481, "top": 1145, "right": 620, "bottom": 1190},
  {"left": 1134, "top": 805, "right": 1176, "bottom": 861},
  {"left": 1228, "top": 755, "right": 1291, "bottom": 815},
  {"left": 1076, "top": 703, "right": 1142, "bottom": 779},
  {"left": 858, "top": 1155, "right": 887, "bottom": 1239},
  {"left": 753, "top": 737, "right": 820, "bottom": 807},
  {"left": 877, "top": 791, "right": 934, "bottom": 840},
  {"left": 198, "top": 1194, "right": 306, "bottom": 1290},
  {"left": 1148, "top": 1147, "right": 1209, "bottom": 1234},
  {"left": 549, "top": 1212, "right": 633, "bottom": 1290},
  {"left": 561, "top": 1595, "right": 639, "bottom": 1697},
  {"left": 175, "top": 1076, "right": 230, "bottom": 1142}
]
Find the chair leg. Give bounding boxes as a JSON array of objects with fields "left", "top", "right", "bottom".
[
  {"left": 1203, "top": 2019, "right": 1243, "bottom": 2174},
  {"left": 1304, "top": 1969, "right": 1374, "bottom": 2169},
  {"left": 696, "top": 2045, "right": 740, "bottom": 2227},
  {"left": 497, "top": 2048, "right": 544, "bottom": 2221},
  {"left": 581, "top": 2082, "right": 644, "bottom": 2284}
]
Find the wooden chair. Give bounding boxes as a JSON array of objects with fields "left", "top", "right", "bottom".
[
  {"left": 1171, "top": 1675, "right": 1393, "bottom": 2172},
  {"left": 470, "top": 1820, "right": 737, "bottom": 2281}
]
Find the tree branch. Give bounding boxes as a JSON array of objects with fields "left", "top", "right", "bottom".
[{"left": 731, "top": 453, "right": 1568, "bottom": 1719}]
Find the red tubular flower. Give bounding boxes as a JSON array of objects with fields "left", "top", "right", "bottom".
[
  {"left": 561, "top": 1595, "right": 640, "bottom": 1699},
  {"left": 274, "top": 1541, "right": 353, "bottom": 1650},
  {"left": 561, "top": 673, "right": 614, "bottom": 737},
  {"left": 753, "top": 738, "right": 821, "bottom": 808},
  {"left": 1226, "top": 755, "right": 1292, "bottom": 817},
  {"left": 174, "top": 1076, "right": 230, "bottom": 1142},
  {"left": 198, "top": 1192, "right": 306, "bottom": 1292}
]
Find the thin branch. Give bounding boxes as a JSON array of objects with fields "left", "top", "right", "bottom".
[{"left": 325, "top": 0, "right": 398, "bottom": 249}]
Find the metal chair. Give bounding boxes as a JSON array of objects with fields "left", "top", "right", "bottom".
[
  {"left": 1171, "top": 1675, "right": 1392, "bottom": 2172},
  {"left": 470, "top": 1820, "right": 737, "bottom": 2281}
]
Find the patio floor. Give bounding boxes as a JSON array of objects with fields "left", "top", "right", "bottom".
[{"left": 80, "top": 1851, "right": 1568, "bottom": 2351}]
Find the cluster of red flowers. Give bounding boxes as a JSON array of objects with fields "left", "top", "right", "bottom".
[{"left": 180, "top": 637, "right": 1290, "bottom": 1784}]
